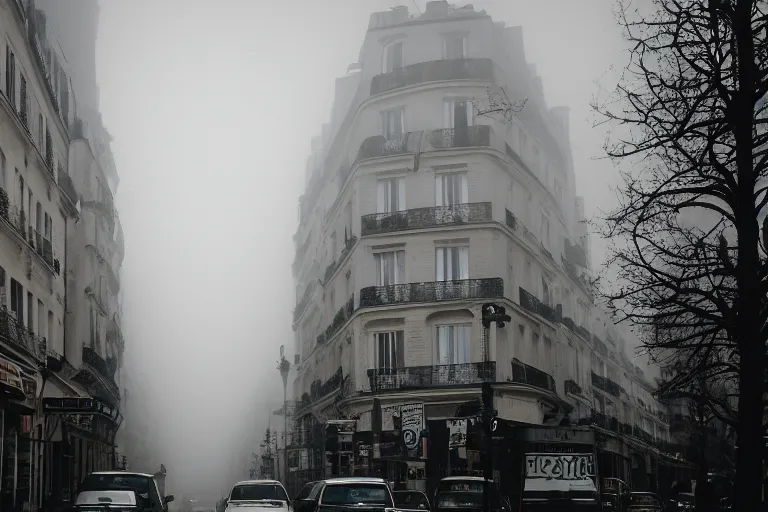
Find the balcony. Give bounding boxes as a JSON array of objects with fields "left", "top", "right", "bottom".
[
  {"left": 367, "top": 362, "right": 496, "bottom": 392},
  {"left": 298, "top": 367, "right": 344, "bottom": 411},
  {"left": 82, "top": 346, "right": 117, "bottom": 383},
  {"left": 423, "top": 125, "right": 491, "bottom": 150},
  {"left": 316, "top": 296, "right": 355, "bottom": 346},
  {"left": 361, "top": 202, "right": 491, "bottom": 236},
  {"left": 357, "top": 133, "right": 412, "bottom": 160},
  {"left": 591, "top": 371, "right": 624, "bottom": 398},
  {"left": 509, "top": 358, "right": 556, "bottom": 393},
  {"left": 518, "top": 287, "right": 560, "bottom": 324},
  {"left": 359, "top": 278, "right": 503, "bottom": 308},
  {"left": 293, "top": 282, "right": 316, "bottom": 324},
  {"left": 57, "top": 171, "right": 79, "bottom": 205},
  {"left": 564, "top": 379, "right": 583, "bottom": 395},
  {"left": 0, "top": 307, "right": 47, "bottom": 361},
  {"left": 370, "top": 58, "right": 494, "bottom": 96}
]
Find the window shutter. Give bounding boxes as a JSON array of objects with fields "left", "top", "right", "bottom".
[
  {"left": 458, "top": 248, "right": 469, "bottom": 280},
  {"left": 397, "top": 177, "right": 406, "bottom": 210},
  {"left": 436, "top": 248, "right": 445, "bottom": 281},
  {"left": 377, "top": 180, "right": 386, "bottom": 213},
  {"left": 396, "top": 250, "right": 405, "bottom": 284},
  {"left": 443, "top": 100, "right": 452, "bottom": 128},
  {"left": 435, "top": 175, "right": 444, "bottom": 206},
  {"left": 396, "top": 331, "right": 404, "bottom": 368},
  {"left": 460, "top": 174, "right": 468, "bottom": 204},
  {"left": 466, "top": 101, "right": 474, "bottom": 127}
]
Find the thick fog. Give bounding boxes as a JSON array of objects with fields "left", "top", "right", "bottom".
[{"left": 93, "top": 0, "right": 635, "bottom": 499}]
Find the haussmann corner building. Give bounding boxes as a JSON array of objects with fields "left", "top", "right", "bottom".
[{"left": 285, "top": 1, "right": 696, "bottom": 498}]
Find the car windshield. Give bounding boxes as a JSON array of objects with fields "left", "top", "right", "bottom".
[
  {"left": 393, "top": 492, "right": 428, "bottom": 509},
  {"left": 80, "top": 474, "right": 152, "bottom": 495},
  {"left": 321, "top": 484, "right": 391, "bottom": 506},
  {"left": 631, "top": 494, "right": 659, "bottom": 506},
  {"left": 230, "top": 485, "right": 289, "bottom": 502}
]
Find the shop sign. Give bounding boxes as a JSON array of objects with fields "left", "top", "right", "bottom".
[
  {"left": 0, "top": 357, "right": 25, "bottom": 398},
  {"left": 448, "top": 419, "right": 467, "bottom": 448},
  {"left": 525, "top": 453, "right": 596, "bottom": 480},
  {"left": 401, "top": 403, "right": 424, "bottom": 450}
]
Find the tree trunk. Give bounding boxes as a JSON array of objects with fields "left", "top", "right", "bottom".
[{"left": 732, "top": 1, "right": 765, "bottom": 509}]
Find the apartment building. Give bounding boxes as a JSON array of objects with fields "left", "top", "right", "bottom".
[
  {"left": 0, "top": 1, "right": 124, "bottom": 509},
  {"left": 287, "top": 1, "right": 690, "bottom": 495}
]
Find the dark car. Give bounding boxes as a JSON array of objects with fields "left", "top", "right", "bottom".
[
  {"left": 292, "top": 477, "right": 394, "bottom": 512},
  {"left": 72, "top": 471, "right": 175, "bottom": 512},
  {"left": 628, "top": 493, "right": 662, "bottom": 512},
  {"left": 433, "top": 477, "right": 508, "bottom": 512},
  {"left": 393, "top": 490, "right": 430, "bottom": 511}
]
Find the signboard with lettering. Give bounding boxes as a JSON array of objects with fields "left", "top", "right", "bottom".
[
  {"left": 525, "top": 453, "right": 596, "bottom": 480},
  {"left": 400, "top": 403, "right": 424, "bottom": 450},
  {"left": 0, "top": 358, "right": 25, "bottom": 400}
]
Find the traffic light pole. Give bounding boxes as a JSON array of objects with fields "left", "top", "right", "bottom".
[{"left": 479, "top": 304, "right": 509, "bottom": 512}]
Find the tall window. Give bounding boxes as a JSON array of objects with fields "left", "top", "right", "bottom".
[
  {"left": 542, "top": 277, "right": 551, "bottom": 306},
  {"left": 377, "top": 177, "right": 405, "bottom": 213},
  {"left": 382, "top": 41, "right": 403, "bottom": 73},
  {"left": 375, "top": 250, "right": 405, "bottom": 286},
  {"left": 6, "top": 46, "right": 16, "bottom": 107},
  {"left": 376, "top": 331, "right": 404, "bottom": 371},
  {"left": 443, "top": 99, "right": 474, "bottom": 128},
  {"left": 436, "top": 325, "right": 470, "bottom": 365},
  {"left": 38, "top": 114, "right": 44, "bottom": 150},
  {"left": 436, "top": 247, "right": 469, "bottom": 281},
  {"left": 19, "top": 74, "right": 27, "bottom": 125},
  {"left": 10, "top": 279, "right": 23, "bottom": 323},
  {"left": 443, "top": 35, "right": 467, "bottom": 60},
  {"left": 541, "top": 214, "right": 550, "bottom": 248},
  {"left": 380, "top": 107, "right": 404, "bottom": 139},
  {"left": 0, "top": 148, "right": 6, "bottom": 191},
  {"left": 435, "top": 173, "right": 467, "bottom": 206}
]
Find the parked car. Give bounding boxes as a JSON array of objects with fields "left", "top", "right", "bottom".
[
  {"left": 393, "top": 490, "right": 431, "bottom": 511},
  {"left": 224, "top": 480, "right": 291, "bottom": 512},
  {"left": 602, "top": 478, "right": 630, "bottom": 512},
  {"left": 628, "top": 492, "right": 662, "bottom": 512},
  {"left": 293, "top": 482, "right": 319, "bottom": 501},
  {"left": 433, "top": 477, "right": 509, "bottom": 512},
  {"left": 292, "top": 477, "right": 394, "bottom": 512},
  {"left": 72, "top": 471, "right": 175, "bottom": 512}
]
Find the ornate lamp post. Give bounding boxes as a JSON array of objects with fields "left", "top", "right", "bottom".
[{"left": 277, "top": 346, "right": 290, "bottom": 484}]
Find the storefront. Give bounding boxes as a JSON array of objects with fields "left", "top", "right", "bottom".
[
  {"left": 0, "top": 355, "right": 41, "bottom": 512},
  {"left": 41, "top": 396, "right": 122, "bottom": 508}
]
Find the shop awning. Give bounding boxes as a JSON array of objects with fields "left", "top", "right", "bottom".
[{"left": 0, "top": 356, "right": 27, "bottom": 401}]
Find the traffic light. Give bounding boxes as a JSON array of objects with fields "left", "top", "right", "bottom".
[{"left": 481, "top": 303, "right": 512, "bottom": 328}]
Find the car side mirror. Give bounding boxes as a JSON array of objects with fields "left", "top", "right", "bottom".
[{"left": 165, "top": 495, "right": 175, "bottom": 504}]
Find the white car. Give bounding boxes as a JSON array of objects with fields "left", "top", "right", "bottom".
[{"left": 225, "top": 480, "right": 291, "bottom": 512}]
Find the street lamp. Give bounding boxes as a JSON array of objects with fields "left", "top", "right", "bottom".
[{"left": 277, "top": 345, "right": 290, "bottom": 485}]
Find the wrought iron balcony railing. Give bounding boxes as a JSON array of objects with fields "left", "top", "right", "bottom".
[
  {"left": 357, "top": 133, "right": 412, "bottom": 160},
  {"left": 58, "top": 170, "right": 79, "bottom": 205},
  {"left": 0, "top": 307, "right": 47, "bottom": 361},
  {"left": 564, "top": 379, "right": 583, "bottom": 395},
  {"left": 293, "top": 281, "right": 316, "bottom": 324},
  {"left": 82, "top": 346, "right": 117, "bottom": 383},
  {"left": 359, "top": 278, "right": 503, "bottom": 308},
  {"left": 510, "top": 358, "right": 556, "bottom": 392},
  {"left": 370, "top": 58, "right": 494, "bottom": 96},
  {"left": 423, "top": 125, "right": 491, "bottom": 149},
  {"left": 367, "top": 362, "right": 496, "bottom": 392},
  {"left": 298, "top": 367, "right": 344, "bottom": 410},
  {"left": 591, "top": 371, "right": 623, "bottom": 398},
  {"left": 316, "top": 296, "right": 355, "bottom": 346},
  {"left": 518, "top": 287, "right": 560, "bottom": 323},
  {"left": 361, "top": 202, "right": 491, "bottom": 236}
]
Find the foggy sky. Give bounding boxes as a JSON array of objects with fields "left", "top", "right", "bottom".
[{"left": 94, "top": 0, "right": 629, "bottom": 497}]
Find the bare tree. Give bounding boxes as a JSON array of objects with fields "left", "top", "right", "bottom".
[
  {"left": 594, "top": 0, "right": 767, "bottom": 507},
  {"left": 471, "top": 85, "right": 527, "bottom": 123}
]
